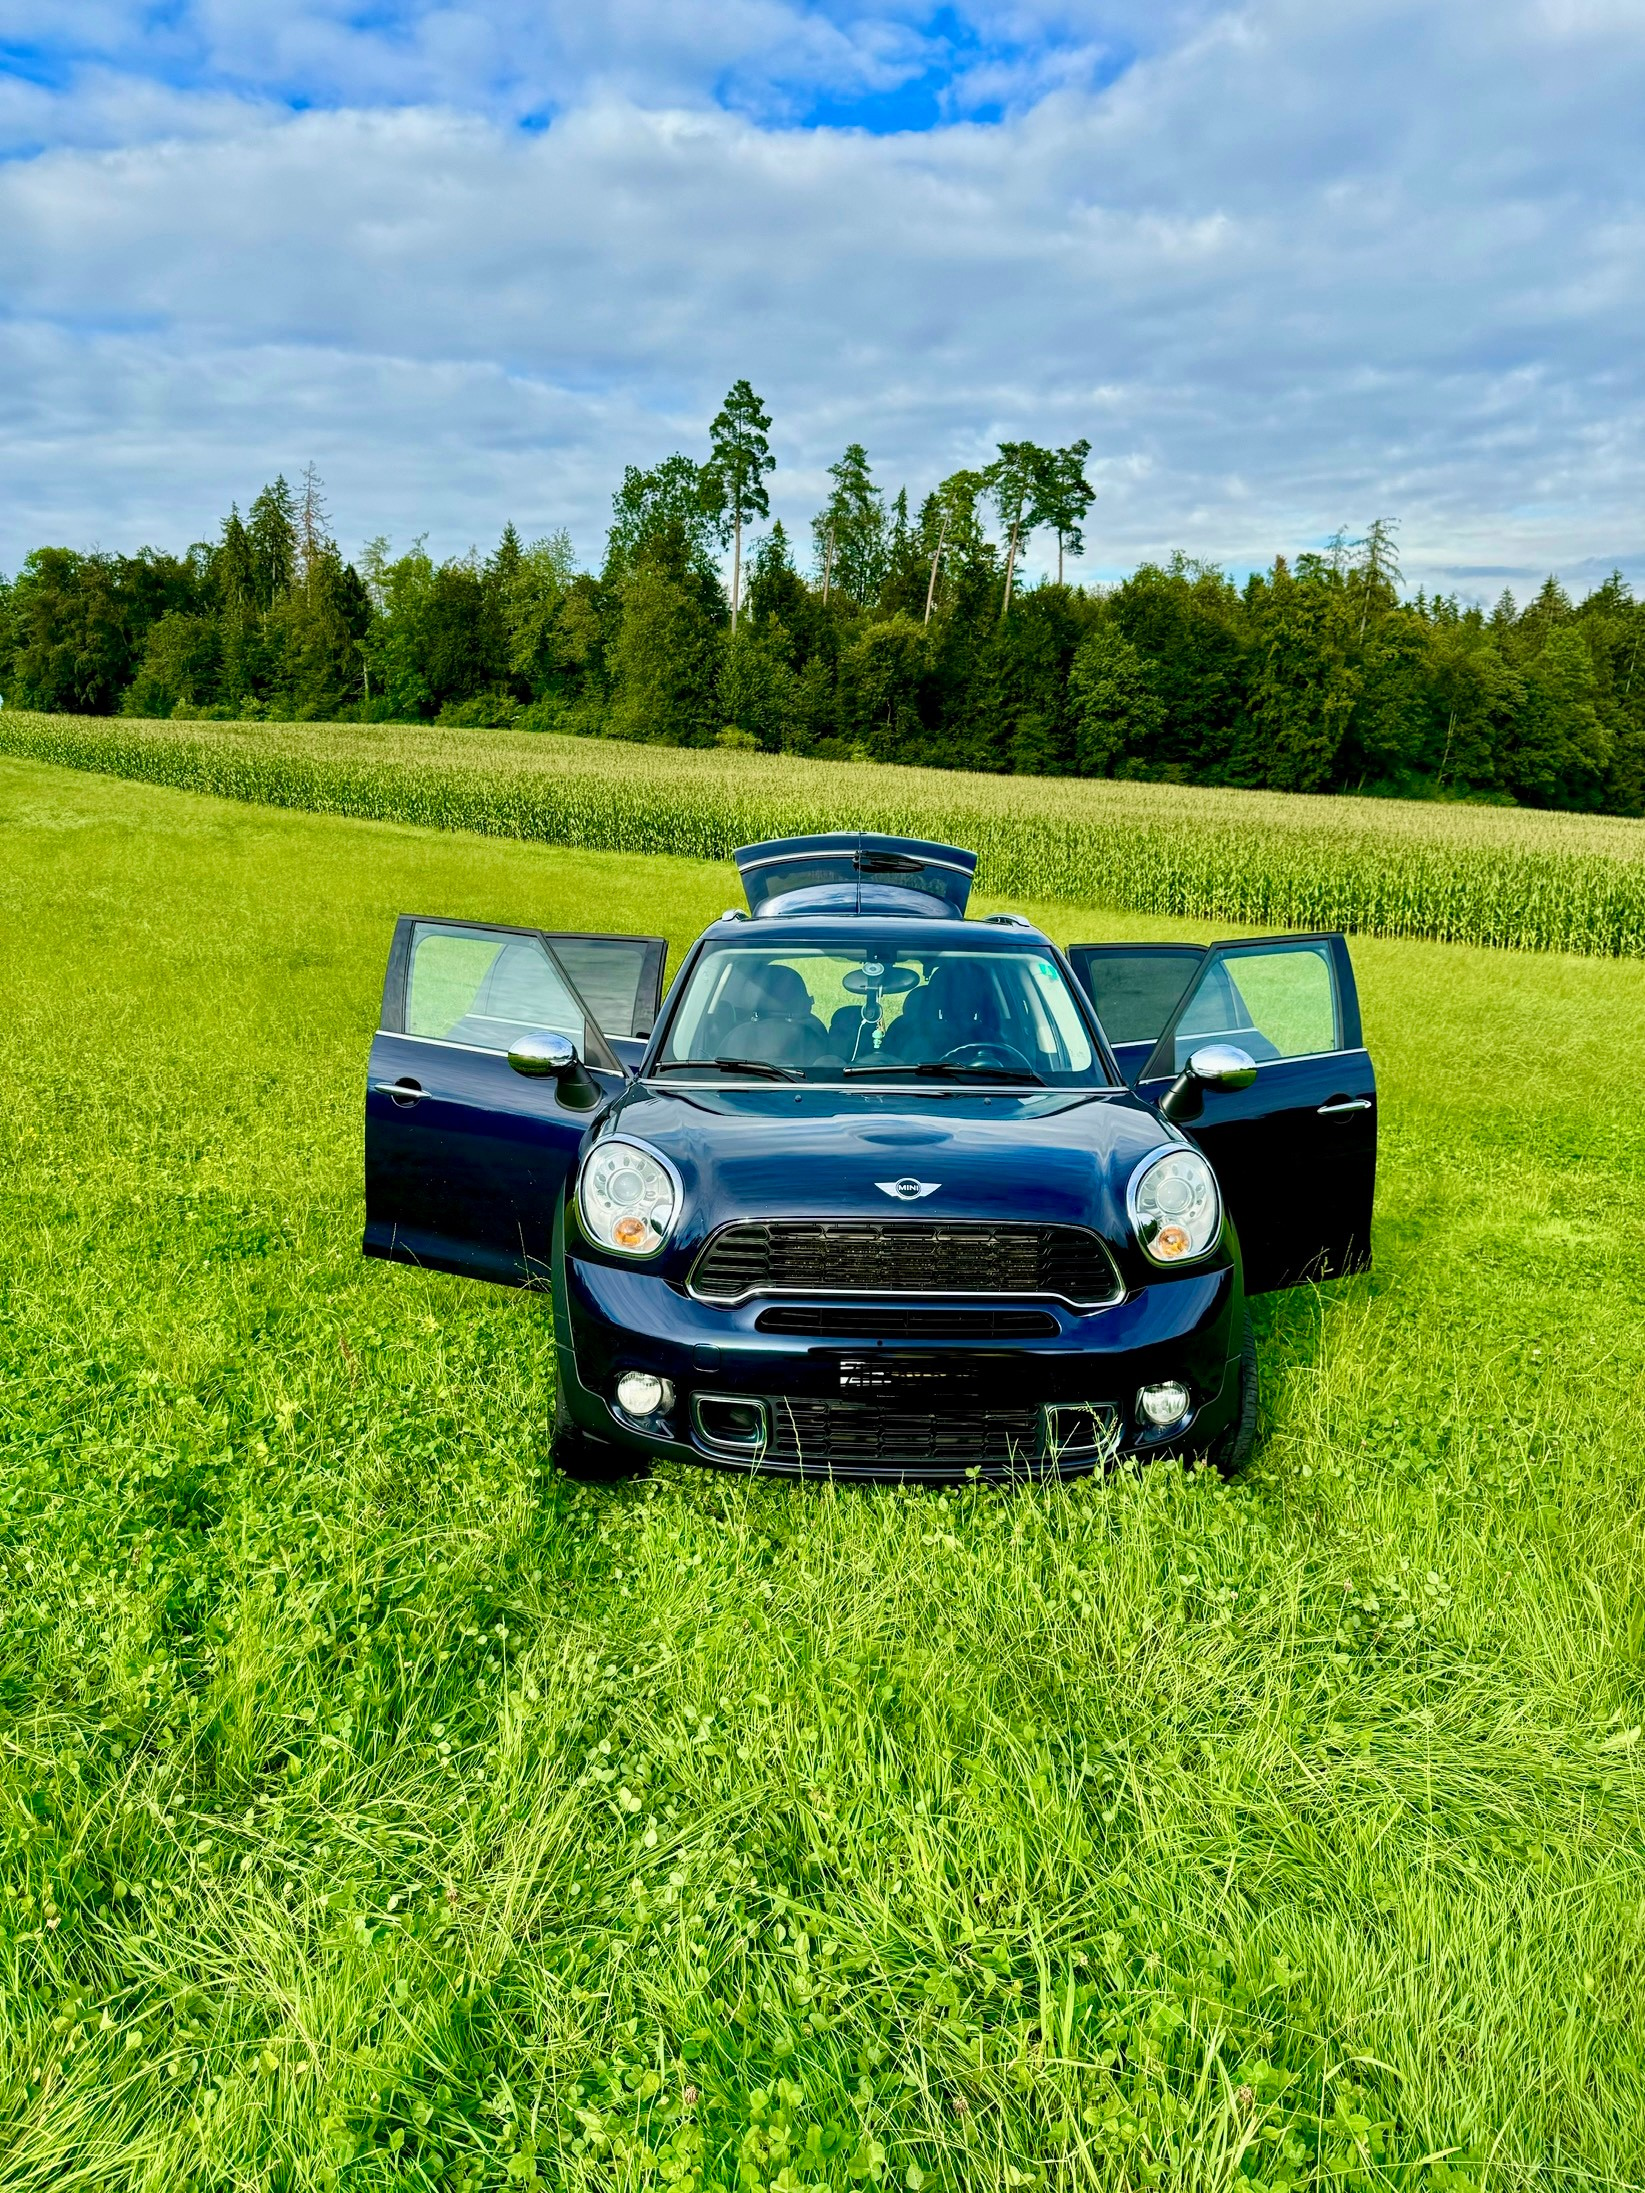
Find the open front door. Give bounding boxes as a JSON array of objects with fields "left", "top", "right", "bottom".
[
  {"left": 364, "top": 917, "right": 635, "bottom": 1287},
  {"left": 1066, "top": 944, "right": 1206, "bottom": 1083},
  {"left": 1137, "top": 934, "right": 1377, "bottom": 1293}
]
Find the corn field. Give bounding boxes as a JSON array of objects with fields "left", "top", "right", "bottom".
[{"left": 6, "top": 710, "right": 1645, "bottom": 956}]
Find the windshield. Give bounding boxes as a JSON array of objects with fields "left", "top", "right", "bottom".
[{"left": 654, "top": 936, "right": 1107, "bottom": 1085}]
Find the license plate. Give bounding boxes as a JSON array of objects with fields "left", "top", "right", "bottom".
[{"left": 838, "top": 1355, "right": 981, "bottom": 1396}]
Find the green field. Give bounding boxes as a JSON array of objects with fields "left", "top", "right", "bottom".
[
  {"left": 2, "top": 755, "right": 1644, "bottom": 2192},
  {"left": 4, "top": 711, "right": 1645, "bottom": 958}
]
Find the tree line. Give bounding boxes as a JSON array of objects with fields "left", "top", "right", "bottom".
[{"left": 2, "top": 383, "right": 1642, "bottom": 813}]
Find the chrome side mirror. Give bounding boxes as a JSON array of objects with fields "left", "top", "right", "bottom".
[
  {"left": 1159, "top": 1042, "right": 1257, "bottom": 1123},
  {"left": 508, "top": 1028, "right": 578, "bottom": 1077},
  {"left": 1186, "top": 1042, "right": 1257, "bottom": 1090},
  {"left": 507, "top": 1027, "right": 601, "bottom": 1110}
]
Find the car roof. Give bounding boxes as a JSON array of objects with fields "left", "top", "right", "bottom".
[{"left": 700, "top": 912, "right": 1055, "bottom": 950}]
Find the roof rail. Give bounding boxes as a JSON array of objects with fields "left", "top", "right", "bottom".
[{"left": 983, "top": 912, "right": 1034, "bottom": 928}]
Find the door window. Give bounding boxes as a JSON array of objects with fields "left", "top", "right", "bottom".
[
  {"left": 546, "top": 935, "right": 666, "bottom": 1038},
  {"left": 1160, "top": 942, "right": 1340, "bottom": 1072},
  {"left": 406, "top": 923, "right": 587, "bottom": 1053},
  {"left": 1068, "top": 946, "right": 1202, "bottom": 1047}
]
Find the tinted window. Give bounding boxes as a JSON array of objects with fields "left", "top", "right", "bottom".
[
  {"left": 548, "top": 936, "right": 663, "bottom": 1037},
  {"left": 1071, "top": 948, "right": 1200, "bottom": 1045},
  {"left": 1167, "top": 942, "right": 1339, "bottom": 1070},
  {"left": 407, "top": 925, "right": 587, "bottom": 1053}
]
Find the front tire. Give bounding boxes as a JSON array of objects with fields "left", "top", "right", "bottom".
[{"left": 1205, "top": 1311, "right": 1258, "bottom": 1475}]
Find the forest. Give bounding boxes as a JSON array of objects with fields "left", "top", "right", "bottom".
[{"left": 2, "top": 382, "right": 1641, "bottom": 813}]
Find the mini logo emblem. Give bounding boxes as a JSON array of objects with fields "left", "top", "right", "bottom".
[{"left": 877, "top": 1177, "right": 940, "bottom": 1201}]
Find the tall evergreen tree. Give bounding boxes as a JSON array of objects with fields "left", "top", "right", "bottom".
[
  {"left": 983, "top": 442, "right": 1053, "bottom": 615},
  {"left": 1040, "top": 440, "right": 1095, "bottom": 585},
  {"left": 915, "top": 471, "right": 991, "bottom": 625},
  {"left": 296, "top": 463, "right": 334, "bottom": 590},
  {"left": 746, "top": 523, "right": 823, "bottom": 667},
  {"left": 246, "top": 478, "right": 298, "bottom": 610},
  {"left": 213, "top": 506, "right": 262, "bottom": 706},
  {"left": 812, "top": 445, "right": 887, "bottom": 608},
  {"left": 1355, "top": 516, "right": 1403, "bottom": 639},
  {"left": 1242, "top": 555, "right": 1362, "bottom": 791},
  {"left": 703, "top": 381, "right": 775, "bottom": 631}
]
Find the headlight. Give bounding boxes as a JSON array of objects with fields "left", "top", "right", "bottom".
[
  {"left": 578, "top": 1138, "right": 677, "bottom": 1256},
  {"left": 1129, "top": 1147, "right": 1220, "bottom": 1265}
]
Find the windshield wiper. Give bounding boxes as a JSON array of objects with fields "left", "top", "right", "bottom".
[
  {"left": 656, "top": 1056, "right": 802, "bottom": 1082},
  {"left": 841, "top": 1061, "right": 1046, "bottom": 1085}
]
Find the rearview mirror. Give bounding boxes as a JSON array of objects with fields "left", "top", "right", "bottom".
[
  {"left": 507, "top": 1028, "right": 601, "bottom": 1109},
  {"left": 1159, "top": 1042, "right": 1257, "bottom": 1123}
]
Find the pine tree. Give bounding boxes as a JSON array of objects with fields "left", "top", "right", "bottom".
[
  {"left": 214, "top": 506, "right": 261, "bottom": 706},
  {"left": 1356, "top": 516, "right": 1402, "bottom": 639},
  {"left": 297, "top": 463, "right": 334, "bottom": 591},
  {"left": 491, "top": 522, "right": 524, "bottom": 588},
  {"left": 917, "top": 471, "right": 990, "bottom": 624},
  {"left": 811, "top": 445, "right": 887, "bottom": 609},
  {"left": 983, "top": 442, "right": 1054, "bottom": 614},
  {"left": 246, "top": 478, "right": 298, "bottom": 610},
  {"left": 703, "top": 381, "right": 775, "bottom": 631},
  {"left": 1040, "top": 441, "right": 1095, "bottom": 585}
]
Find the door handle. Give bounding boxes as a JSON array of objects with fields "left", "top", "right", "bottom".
[
  {"left": 373, "top": 1078, "right": 425, "bottom": 1106},
  {"left": 1317, "top": 1096, "right": 1372, "bottom": 1115}
]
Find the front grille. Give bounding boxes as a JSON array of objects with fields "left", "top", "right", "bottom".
[
  {"left": 691, "top": 1221, "right": 1120, "bottom": 1306},
  {"left": 764, "top": 1397, "right": 1044, "bottom": 1473},
  {"left": 755, "top": 1304, "right": 1060, "bottom": 1340}
]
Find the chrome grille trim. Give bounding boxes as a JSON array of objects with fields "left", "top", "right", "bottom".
[{"left": 754, "top": 1304, "right": 1061, "bottom": 1340}]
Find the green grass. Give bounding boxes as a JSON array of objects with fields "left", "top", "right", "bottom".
[
  {"left": 2, "top": 754, "right": 1644, "bottom": 2193},
  {"left": 4, "top": 710, "right": 1645, "bottom": 958}
]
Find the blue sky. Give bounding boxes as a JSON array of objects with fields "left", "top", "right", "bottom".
[{"left": 2, "top": 0, "right": 1642, "bottom": 596}]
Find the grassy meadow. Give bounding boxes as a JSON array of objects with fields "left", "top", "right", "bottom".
[
  {"left": 2, "top": 755, "right": 1644, "bottom": 2191},
  {"left": 4, "top": 710, "right": 1645, "bottom": 958}
]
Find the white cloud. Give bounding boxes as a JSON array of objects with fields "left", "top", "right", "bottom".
[{"left": 1, "top": 0, "right": 1642, "bottom": 595}]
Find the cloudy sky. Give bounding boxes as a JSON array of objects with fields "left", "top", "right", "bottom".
[{"left": 2, "top": 0, "right": 1641, "bottom": 597}]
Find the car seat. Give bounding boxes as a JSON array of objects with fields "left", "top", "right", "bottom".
[
  {"left": 828, "top": 1003, "right": 877, "bottom": 1061},
  {"left": 712, "top": 962, "right": 831, "bottom": 1068},
  {"left": 882, "top": 960, "right": 1003, "bottom": 1061}
]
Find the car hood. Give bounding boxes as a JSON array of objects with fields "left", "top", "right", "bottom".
[{"left": 586, "top": 1083, "right": 1177, "bottom": 1277}]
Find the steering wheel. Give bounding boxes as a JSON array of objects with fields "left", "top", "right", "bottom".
[{"left": 939, "top": 1040, "right": 1036, "bottom": 1074}]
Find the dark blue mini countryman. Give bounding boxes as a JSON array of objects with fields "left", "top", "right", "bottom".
[{"left": 363, "top": 834, "right": 1376, "bottom": 1481}]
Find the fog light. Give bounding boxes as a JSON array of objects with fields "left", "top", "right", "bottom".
[
  {"left": 615, "top": 1371, "right": 673, "bottom": 1418},
  {"left": 1137, "top": 1380, "right": 1190, "bottom": 1428}
]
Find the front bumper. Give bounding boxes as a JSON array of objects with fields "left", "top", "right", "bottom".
[{"left": 554, "top": 1247, "right": 1242, "bottom": 1482}]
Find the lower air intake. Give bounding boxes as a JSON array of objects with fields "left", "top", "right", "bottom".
[{"left": 764, "top": 1399, "right": 1042, "bottom": 1474}]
